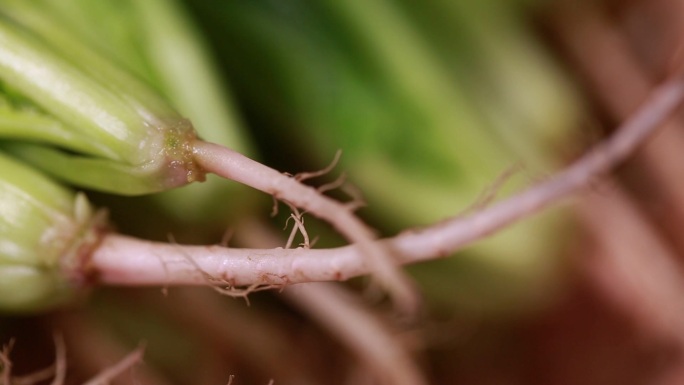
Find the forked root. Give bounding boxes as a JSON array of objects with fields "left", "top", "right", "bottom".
[
  {"left": 192, "top": 141, "right": 420, "bottom": 314},
  {"left": 92, "top": 74, "right": 684, "bottom": 289}
]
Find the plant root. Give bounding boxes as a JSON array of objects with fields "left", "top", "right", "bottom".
[
  {"left": 192, "top": 141, "right": 420, "bottom": 315},
  {"left": 549, "top": 1, "right": 684, "bottom": 257},
  {"left": 93, "top": 74, "right": 684, "bottom": 299},
  {"left": 0, "top": 335, "right": 66, "bottom": 385},
  {"left": 0, "top": 340, "right": 13, "bottom": 385},
  {"left": 284, "top": 283, "right": 428, "bottom": 385},
  {"left": 81, "top": 346, "right": 144, "bottom": 385},
  {"left": 294, "top": 149, "right": 343, "bottom": 182},
  {"left": 51, "top": 334, "right": 66, "bottom": 385},
  {"left": 577, "top": 183, "right": 684, "bottom": 343},
  {"left": 51, "top": 312, "right": 173, "bottom": 385},
  {"left": 0, "top": 334, "right": 139, "bottom": 385},
  {"left": 166, "top": 237, "right": 283, "bottom": 305},
  {"left": 284, "top": 210, "right": 311, "bottom": 249},
  {"left": 467, "top": 162, "right": 524, "bottom": 213},
  {"left": 12, "top": 367, "right": 56, "bottom": 385}
]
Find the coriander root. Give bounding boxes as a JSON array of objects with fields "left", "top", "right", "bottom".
[
  {"left": 90, "top": 73, "right": 684, "bottom": 290},
  {"left": 192, "top": 141, "right": 419, "bottom": 311},
  {"left": 0, "top": 11, "right": 417, "bottom": 314}
]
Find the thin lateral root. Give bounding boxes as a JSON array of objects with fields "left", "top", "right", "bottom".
[
  {"left": 81, "top": 346, "right": 145, "bottom": 385},
  {"left": 285, "top": 211, "right": 311, "bottom": 249},
  {"left": 467, "top": 163, "right": 524, "bottom": 214},
  {"left": 0, "top": 340, "right": 14, "bottom": 385},
  {"left": 50, "top": 334, "right": 66, "bottom": 385},
  {"left": 12, "top": 366, "right": 55, "bottom": 385},
  {"left": 317, "top": 172, "right": 348, "bottom": 194},
  {"left": 1, "top": 339, "right": 59, "bottom": 385},
  {"left": 295, "top": 149, "right": 343, "bottom": 182}
]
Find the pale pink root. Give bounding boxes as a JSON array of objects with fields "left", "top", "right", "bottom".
[
  {"left": 81, "top": 347, "right": 144, "bottom": 385},
  {"left": 90, "top": 74, "right": 684, "bottom": 289},
  {"left": 160, "top": 289, "right": 320, "bottom": 384},
  {"left": 52, "top": 313, "right": 171, "bottom": 385},
  {"left": 0, "top": 337, "right": 66, "bottom": 385},
  {"left": 578, "top": 185, "right": 684, "bottom": 345},
  {"left": 550, "top": 2, "right": 684, "bottom": 254},
  {"left": 0, "top": 341, "right": 12, "bottom": 385},
  {"left": 234, "top": 217, "right": 426, "bottom": 385},
  {"left": 50, "top": 334, "right": 66, "bottom": 385},
  {"left": 192, "top": 141, "right": 419, "bottom": 313},
  {"left": 577, "top": 185, "right": 684, "bottom": 384},
  {"left": 284, "top": 283, "right": 428, "bottom": 385}
]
